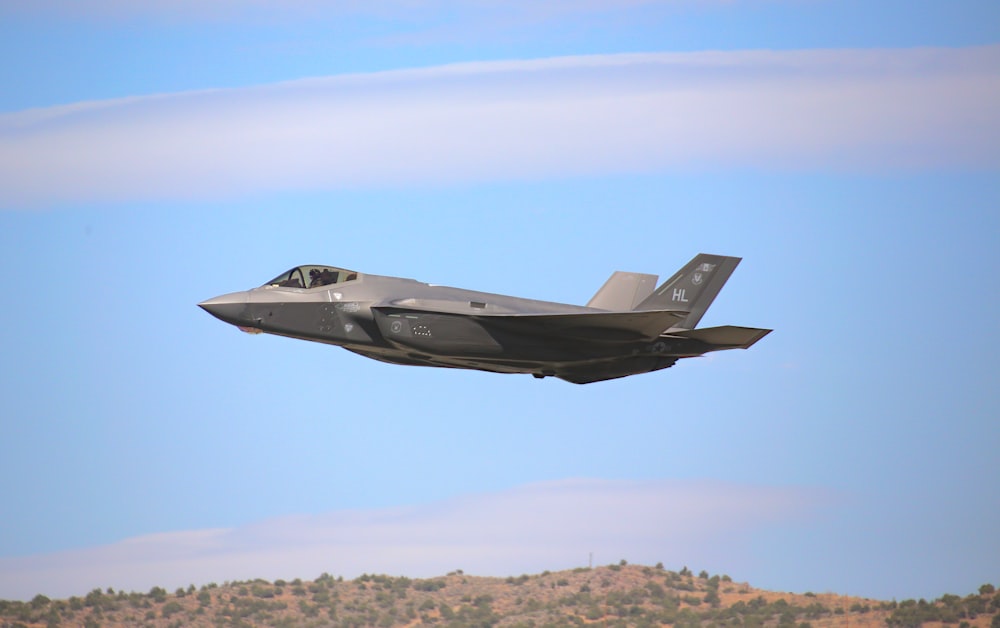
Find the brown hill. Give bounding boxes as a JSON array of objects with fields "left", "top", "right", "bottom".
[{"left": 1, "top": 563, "right": 997, "bottom": 627}]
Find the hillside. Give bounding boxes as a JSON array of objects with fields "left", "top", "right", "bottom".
[{"left": 1, "top": 563, "right": 997, "bottom": 628}]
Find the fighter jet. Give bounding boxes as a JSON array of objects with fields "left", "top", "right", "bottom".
[{"left": 198, "top": 253, "right": 769, "bottom": 384}]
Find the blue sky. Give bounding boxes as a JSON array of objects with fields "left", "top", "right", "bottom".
[{"left": 1, "top": 0, "right": 998, "bottom": 603}]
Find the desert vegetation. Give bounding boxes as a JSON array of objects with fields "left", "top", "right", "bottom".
[{"left": 0, "top": 563, "right": 996, "bottom": 628}]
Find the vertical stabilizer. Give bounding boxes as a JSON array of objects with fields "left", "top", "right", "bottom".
[
  {"left": 634, "top": 254, "right": 741, "bottom": 329},
  {"left": 587, "top": 272, "right": 659, "bottom": 311}
]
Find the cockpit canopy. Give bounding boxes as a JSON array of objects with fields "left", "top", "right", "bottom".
[{"left": 264, "top": 266, "right": 358, "bottom": 289}]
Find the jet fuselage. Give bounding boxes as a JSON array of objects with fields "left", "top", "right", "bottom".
[{"left": 199, "top": 256, "right": 769, "bottom": 384}]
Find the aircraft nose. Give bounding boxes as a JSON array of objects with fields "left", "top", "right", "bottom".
[{"left": 198, "top": 291, "right": 250, "bottom": 327}]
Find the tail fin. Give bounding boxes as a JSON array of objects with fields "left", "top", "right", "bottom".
[
  {"left": 634, "top": 254, "right": 741, "bottom": 329},
  {"left": 587, "top": 271, "right": 659, "bottom": 311}
]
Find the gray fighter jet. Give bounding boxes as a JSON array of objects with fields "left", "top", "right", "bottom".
[{"left": 198, "top": 253, "right": 769, "bottom": 384}]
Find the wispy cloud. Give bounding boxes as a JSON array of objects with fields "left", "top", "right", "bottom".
[
  {"left": 0, "top": 478, "right": 827, "bottom": 600},
  {"left": 0, "top": 1, "right": 717, "bottom": 23},
  {"left": 2, "top": 46, "right": 997, "bottom": 208}
]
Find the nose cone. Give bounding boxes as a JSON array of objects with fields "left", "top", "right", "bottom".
[{"left": 198, "top": 291, "right": 251, "bottom": 327}]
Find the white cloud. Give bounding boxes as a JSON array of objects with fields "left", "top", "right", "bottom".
[
  {"left": 0, "top": 1, "right": 717, "bottom": 22},
  {"left": 2, "top": 46, "right": 998, "bottom": 208},
  {"left": 0, "top": 478, "right": 826, "bottom": 600}
]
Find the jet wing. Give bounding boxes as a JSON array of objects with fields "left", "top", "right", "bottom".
[
  {"left": 372, "top": 305, "right": 687, "bottom": 342},
  {"left": 484, "top": 310, "right": 688, "bottom": 341}
]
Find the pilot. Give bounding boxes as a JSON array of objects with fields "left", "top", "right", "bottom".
[{"left": 309, "top": 269, "right": 322, "bottom": 288}]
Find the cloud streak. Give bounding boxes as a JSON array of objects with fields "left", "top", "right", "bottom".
[
  {"left": 0, "top": 478, "right": 826, "bottom": 600},
  {"left": 0, "top": 1, "right": 715, "bottom": 22},
  {"left": 2, "top": 46, "right": 998, "bottom": 208}
]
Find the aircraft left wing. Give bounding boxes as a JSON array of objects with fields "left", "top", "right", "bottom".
[
  {"left": 483, "top": 310, "right": 689, "bottom": 341},
  {"left": 372, "top": 305, "right": 687, "bottom": 342}
]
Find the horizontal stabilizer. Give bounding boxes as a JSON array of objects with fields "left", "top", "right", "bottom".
[
  {"left": 587, "top": 272, "right": 658, "bottom": 311},
  {"left": 669, "top": 325, "right": 771, "bottom": 349}
]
